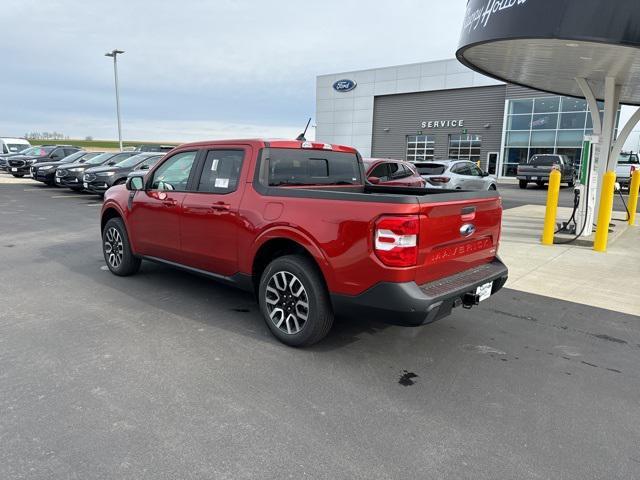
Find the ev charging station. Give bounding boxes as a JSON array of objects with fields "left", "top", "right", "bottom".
[
  {"left": 575, "top": 136, "right": 600, "bottom": 238},
  {"left": 456, "top": 0, "right": 640, "bottom": 248}
]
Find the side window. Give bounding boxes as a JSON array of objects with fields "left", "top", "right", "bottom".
[
  {"left": 387, "top": 162, "right": 402, "bottom": 179},
  {"left": 137, "top": 156, "right": 161, "bottom": 170},
  {"left": 469, "top": 164, "right": 483, "bottom": 176},
  {"left": 458, "top": 164, "right": 473, "bottom": 175},
  {"left": 369, "top": 163, "right": 390, "bottom": 181},
  {"left": 197, "top": 150, "right": 244, "bottom": 194},
  {"left": 51, "top": 148, "right": 65, "bottom": 160},
  {"left": 150, "top": 151, "right": 198, "bottom": 191},
  {"left": 64, "top": 148, "right": 77, "bottom": 157},
  {"left": 2, "top": 144, "right": 7, "bottom": 154},
  {"left": 395, "top": 164, "right": 413, "bottom": 179}
]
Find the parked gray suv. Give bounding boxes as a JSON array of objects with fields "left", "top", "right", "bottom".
[{"left": 517, "top": 154, "right": 577, "bottom": 189}]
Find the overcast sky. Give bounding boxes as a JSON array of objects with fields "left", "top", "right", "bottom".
[{"left": 1, "top": 0, "right": 468, "bottom": 142}]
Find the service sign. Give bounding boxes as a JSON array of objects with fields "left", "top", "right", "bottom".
[
  {"left": 333, "top": 79, "right": 357, "bottom": 93},
  {"left": 420, "top": 120, "right": 465, "bottom": 129}
]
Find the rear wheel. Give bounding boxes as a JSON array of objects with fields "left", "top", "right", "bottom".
[
  {"left": 102, "top": 218, "right": 141, "bottom": 276},
  {"left": 519, "top": 180, "right": 528, "bottom": 189},
  {"left": 258, "top": 255, "right": 333, "bottom": 347},
  {"left": 536, "top": 180, "right": 544, "bottom": 187},
  {"left": 488, "top": 184, "right": 497, "bottom": 191}
]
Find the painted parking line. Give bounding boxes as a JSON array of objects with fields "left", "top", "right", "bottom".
[{"left": 50, "top": 195, "right": 90, "bottom": 199}]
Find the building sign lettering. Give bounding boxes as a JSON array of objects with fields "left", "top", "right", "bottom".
[
  {"left": 420, "top": 120, "right": 465, "bottom": 129},
  {"left": 463, "top": 0, "right": 528, "bottom": 32}
]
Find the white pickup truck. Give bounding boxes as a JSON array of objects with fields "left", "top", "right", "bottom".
[{"left": 616, "top": 152, "right": 639, "bottom": 191}]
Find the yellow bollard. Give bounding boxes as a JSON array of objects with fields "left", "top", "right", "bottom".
[
  {"left": 541, "top": 169, "right": 561, "bottom": 245},
  {"left": 594, "top": 171, "right": 617, "bottom": 252},
  {"left": 628, "top": 169, "right": 640, "bottom": 226}
]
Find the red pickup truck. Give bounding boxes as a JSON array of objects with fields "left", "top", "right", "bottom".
[{"left": 101, "top": 139, "right": 507, "bottom": 346}]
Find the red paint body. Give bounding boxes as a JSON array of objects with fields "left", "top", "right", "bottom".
[{"left": 102, "top": 139, "right": 502, "bottom": 297}]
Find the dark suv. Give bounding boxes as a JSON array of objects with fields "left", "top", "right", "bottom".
[
  {"left": 83, "top": 152, "right": 163, "bottom": 195},
  {"left": 7, "top": 146, "right": 81, "bottom": 177},
  {"left": 55, "top": 151, "right": 137, "bottom": 191}
]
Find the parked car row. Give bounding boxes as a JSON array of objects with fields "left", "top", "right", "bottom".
[{"left": 1, "top": 143, "right": 165, "bottom": 197}]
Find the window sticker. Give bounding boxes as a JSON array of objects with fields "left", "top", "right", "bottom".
[
  {"left": 215, "top": 178, "right": 229, "bottom": 188},
  {"left": 211, "top": 159, "right": 219, "bottom": 171}
]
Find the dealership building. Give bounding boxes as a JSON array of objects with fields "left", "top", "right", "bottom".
[{"left": 315, "top": 58, "right": 619, "bottom": 178}]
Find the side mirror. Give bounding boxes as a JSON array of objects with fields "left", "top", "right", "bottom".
[
  {"left": 139, "top": 164, "right": 149, "bottom": 170},
  {"left": 126, "top": 175, "right": 144, "bottom": 191},
  {"left": 481, "top": 171, "right": 490, "bottom": 177},
  {"left": 368, "top": 176, "right": 381, "bottom": 185},
  {"left": 107, "top": 161, "right": 116, "bottom": 166}
]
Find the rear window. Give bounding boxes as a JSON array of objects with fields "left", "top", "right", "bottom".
[
  {"left": 529, "top": 155, "right": 559, "bottom": 166},
  {"left": 618, "top": 153, "right": 640, "bottom": 165},
  {"left": 414, "top": 163, "right": 446, "bottom": 175},
  {"left": 7, "top": 143, "right": 29, "bottom": 153},
  {"left": 261, "top": 148, "right": 362, "bottom": 186}
]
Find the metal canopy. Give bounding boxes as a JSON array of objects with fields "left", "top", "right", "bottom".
[
  {"left": 459, "top": 39, "right": 640, "bottom": 106},
  {"left": 456, "top": 0, "right": 640, "bottom": 105}
]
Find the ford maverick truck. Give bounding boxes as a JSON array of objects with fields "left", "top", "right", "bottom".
[{"left": 101, "top": 139, "right": 508, "bottom": 346}]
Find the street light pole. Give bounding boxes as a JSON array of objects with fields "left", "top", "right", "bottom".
[{"left": 105, "top": 49, "right": 125, "bottom": 151}]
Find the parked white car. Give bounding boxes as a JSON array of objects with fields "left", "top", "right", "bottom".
[
  {"left": 414, "top": 160, "right": 497, "bottom": 190},
  {"left": 0, "top": 137, "right": 31, "bottom": 155},
  {"left": 615, "top": 152, "right": 639, "bottom": 191}
]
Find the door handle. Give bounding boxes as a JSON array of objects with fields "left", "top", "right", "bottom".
[
  {"left": 162, "top": 199, "right": 177, "bottom": 207},
  {"left": 210, "top": 202, "right": 230, "bottom": 211}
]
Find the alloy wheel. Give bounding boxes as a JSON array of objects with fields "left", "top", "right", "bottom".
[
  {"left": 265, "top": 271, "right": 309, "bottom": 334},
  {"left": 104, "top": 227, "right": 124, "bottom": 269}
]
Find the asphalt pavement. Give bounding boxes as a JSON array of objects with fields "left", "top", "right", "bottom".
[
  {"left": 1, "top": 182, "right": 639, "bottom": 479},
  {"left": 498, "top": 182, "right": 638, "bottom": 214}
]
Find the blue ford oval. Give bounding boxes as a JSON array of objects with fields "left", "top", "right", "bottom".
[{"left": 333, "top": 79, "right": 357, "bottom": 92}]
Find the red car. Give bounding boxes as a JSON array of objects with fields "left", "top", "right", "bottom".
[
  {"left": 101, "top": 139, "right": 507, "bottom": 347},
  {"left": 364, "top": 158, "right": 426, "bottom": 187}
]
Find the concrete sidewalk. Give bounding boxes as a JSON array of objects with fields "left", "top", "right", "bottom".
[{"left": 500, "top": 205, "right": 639, "bottom": 316}]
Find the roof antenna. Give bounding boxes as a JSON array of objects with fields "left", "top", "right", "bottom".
[{"left": 296, "top": 118, "right": 312, "bottom": 141}]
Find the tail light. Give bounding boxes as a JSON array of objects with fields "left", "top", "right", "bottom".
[
  {"left": 428, "top": 177, "right": 451, "bottom": 184},
  {"left": 374, "top": 215, "right": 419, "bottom": 267}
]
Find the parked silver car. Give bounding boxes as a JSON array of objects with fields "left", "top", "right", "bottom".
[{"left": 414, "top": 160, "right": 497, "bottom": 190}]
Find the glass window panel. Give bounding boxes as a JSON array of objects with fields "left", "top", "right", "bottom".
[
  {"left": 557, "top": 130, "right": 584, "bottom": 147},
  {"left": 531, "top": 113, "right": 558, "bottom": 130},
  {"left": 530, "top": 131, "right": 556, "bottom": 146},
  {"left": 534, "top": 97, "right": 560, "bottom": 113},
  {"left": 560, "top": 112, "right": 586, "bottom": 130},
  {"left": 506, "top": 131, "right": 530, "bottom": 147},
  {"left": 529, "top": 147, "right": 554, "bottom": 157},
  {"left": 557, "top": 148, "right": 582, "bottom": 166},
  {"left": 509, "top": 99, "right": 533, "bottom": 114},
  {"left": 508, "top": 115, "right": 532, "bottom": 130},
  {"left": 561, "top": 98, "right": 587, "bottom": 112}
]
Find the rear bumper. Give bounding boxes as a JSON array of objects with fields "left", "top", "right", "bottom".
[{"left": 331, "top": 259, "right": 508, "bottom": 326}]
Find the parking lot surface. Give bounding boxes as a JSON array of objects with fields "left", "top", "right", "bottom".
[{"left": 1, "top": 183, "right": 639, "bottom": 479}]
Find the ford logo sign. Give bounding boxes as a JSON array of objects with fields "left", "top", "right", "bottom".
[
  {"left": 460, "top": 223, "right": 476, "bottom": 237},
  {"left": 333, "top": 79, "right": 357, "bottom": 92}
]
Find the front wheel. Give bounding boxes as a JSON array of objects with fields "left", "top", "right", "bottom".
[
  {"left": 519, "top": 180, "right": 528, "bottom": 189},
  {"left": 12, "top": 174, "right": 24, "bottom": 178},
  {"left": 258, "top": 255, "right": 333, "bottom": 347},
  {"left": 488, "top": 184, "right": 497, "bottom": 191},
  {"left": 102, "top": 218, "right": 141, "bottom": 276}
]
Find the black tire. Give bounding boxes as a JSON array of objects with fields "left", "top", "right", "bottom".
[
  {"left": 519, "top": 180, "right": 528, "bottom": 189},
  {"left": 70, "top": 186, "right": 82, "bottom": 192},
  {"left": 258, "top": 254, "right": 333, "bottom": 347},
  {"left": 567, "top": 180, "right": 575, "bottom": 187},
  {"left": 102, "top": 217, "right": 141, "bottom": 276},
  {"left": 488, "top": 184, "right": 497, "bottom": 191},
  {"left": 12, "top": 174, "right": 24, "bottom": 178}
]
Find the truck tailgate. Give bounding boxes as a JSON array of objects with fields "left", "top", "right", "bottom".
[{"left": 414, "top": 196, "right": 501, "bottom": 285}]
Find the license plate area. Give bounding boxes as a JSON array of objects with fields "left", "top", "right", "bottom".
[
  {"left": 11, "top": 168, "right": 17, "bottom": 172},
  {"left": 83, "top": 182, "right": 88, "bottom": 189},
  {"left": 476, "top": 282, "right": 493, "bottom": 302}
]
